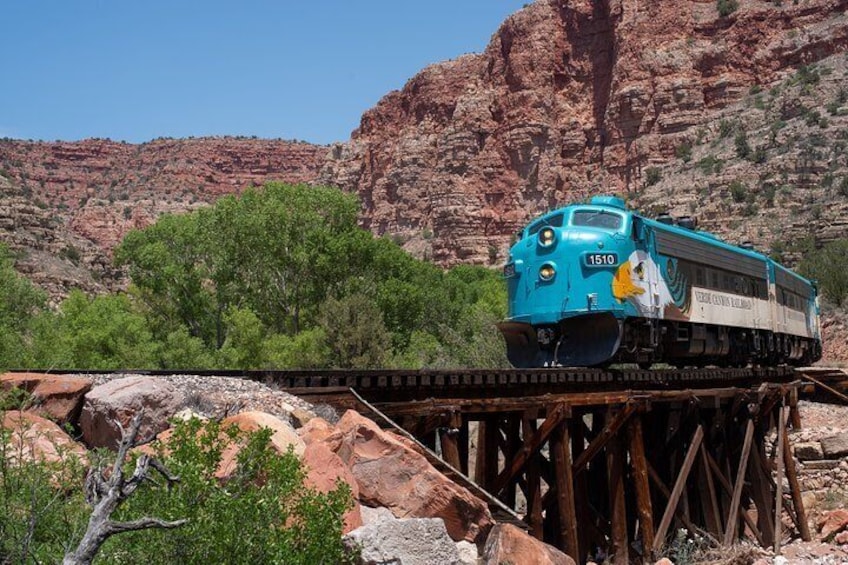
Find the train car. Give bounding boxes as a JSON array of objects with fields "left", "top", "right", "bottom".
[{"left": 499, "top": 195, "right": 822, "bottom": 368}]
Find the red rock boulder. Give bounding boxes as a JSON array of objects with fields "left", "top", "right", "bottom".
[
  {"left": 2, "top": 410, "right": 88, "bottom": 469},
  {"left": 1, "top": 372, "right": 92, "bottom": 425},
  {"left": 139, "top": 411, "right": 306, "bottom": 479},
  {"left": 302, "top": 441, "right": 363, "bottom": 534},
  {"left": 324, "top": 410, "right": 493, "bottom": 542},
  {"left": 819, "top": 509, "right": 848, "bottom": 539},
  {"left": 215, "top": 411, "right": 305, "bottom": 480},
  {"left": 297, "top": 416, "right": 334, "bottom": 445},
  {"left": 482, "top": 524, "right": 576, "bottom": 565},
  {"left": 79, "top": 376, "right": 185, "bottom": 449}
]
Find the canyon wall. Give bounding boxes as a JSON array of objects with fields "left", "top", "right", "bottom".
[{"left": 1, "top": 0, "right": 848, "bottom": 295}]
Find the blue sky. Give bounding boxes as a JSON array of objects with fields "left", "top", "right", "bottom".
[{"left": 1, "top": 1, "right": 528, "bottom": 145}]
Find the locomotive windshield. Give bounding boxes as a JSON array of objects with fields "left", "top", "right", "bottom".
[
  {"left": 527, "top": 213, "right": 564, "bottom": 236},
  {"left": 572, "top": 209, "right": 623, "bottom": 230}
]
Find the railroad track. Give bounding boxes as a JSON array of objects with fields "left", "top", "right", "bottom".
[{"left": 33, "top": 365, "right": 795, "bottom": 405}]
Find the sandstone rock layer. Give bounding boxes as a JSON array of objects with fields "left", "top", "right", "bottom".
[
  {"left": 79, "top": 376, "right": 185, "bottom": 449},
  {"left": 325, "top": 410, "right": 494, "bottom": 542}
]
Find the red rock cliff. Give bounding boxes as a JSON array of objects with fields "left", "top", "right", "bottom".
[{"left": 319, "top": 0, "right": 848, "bottom": 265}]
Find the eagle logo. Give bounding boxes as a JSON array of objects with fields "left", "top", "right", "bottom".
[{"left": 612, "top": 250, "right": 688, "bottom": 319}]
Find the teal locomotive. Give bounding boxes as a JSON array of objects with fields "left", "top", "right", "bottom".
[{"left": 499, "top": 196, "right": 822, "bottom": 368}]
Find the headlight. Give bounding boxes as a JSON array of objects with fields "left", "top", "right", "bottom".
[
  {"left": 538, "top": 227, "right": 556, "bottom": 247},
  {"left": 539, "top": 263, "right": 556, "bottom": 281}
]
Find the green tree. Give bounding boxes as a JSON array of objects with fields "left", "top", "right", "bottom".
[
  {"left": 318, "top": 293, "right": 391, "bottom": 369},
  {"left": 37, "top": 291, "right": 158, "bottom": 369},
  {"left": 261, "top": 328, "right": 329, "bottom": 369},
  {"left": 214, "top": 307, "right": 265, "bottom": 369},
  {"left": 799, "top": 239, "right": 848, "bottom": 307},
  {"left": 116, "top": 213, "right": 220, "bottom": 347},
  {"left": 116, "top": 183, "right": 371, "bottom": 351},
  {"left": 0, "top": 244, "right": 48, "bottom": 369}
]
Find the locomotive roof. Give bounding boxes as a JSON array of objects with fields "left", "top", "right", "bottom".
[{"left": 528, "top": 197, "right": 814, "bottom": 289}]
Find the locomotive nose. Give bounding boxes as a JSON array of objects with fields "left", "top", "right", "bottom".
[{"left": 499, "top": 313, "right": 622, "bottom": 368}]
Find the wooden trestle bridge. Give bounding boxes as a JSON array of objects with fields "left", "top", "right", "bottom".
[
  {"left": 271, "top": 365, "right": 814, "bottom": 564},
  {"left": 58, "top": 365, "right": 827, "bottom": 564}
]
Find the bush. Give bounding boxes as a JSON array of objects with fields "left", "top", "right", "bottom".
[
  {"left": 717, "top": 0, "right": 739, "bottom": 16},
  {"left": 696, "top": 155, "right": 723, "bottom": 175},
  {"left": 800, "top": 239, "right": 848, "bottom": 307},
  {"left": 96, "top": 418, "right": 355, "bottom": 564},
  {"left": 645, "top": 167, "right": 662, "bottom": 186},
  {"left": 0, "top": 397, "right": 355, "bottom": 564},
  {"left": 676, "top": 142, "right": 692, "bottom": 162},
  {"left": 0, "top": 404, "right": 88, "bottom": 561},
  {"left": 734, "top": 131, "right": 751, "bottom": 159},
  {"left": 729, "top": 180, "right": 748, "bottom": 203}
]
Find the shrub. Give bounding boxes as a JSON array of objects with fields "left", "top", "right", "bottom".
[
  {"left": 0, "top": 392, "right": 89, "bottom": 561},
  {"left": 717, "top": 0, "right": 739, "bottom": 16},
  {"left": 697, "top": 155, "right": 723, "bottom": 175},
  {"left": 839, "top": 176, "right": 848, "bottom": 197},
  {"left": 645, "top": 167, "right": 662, "bottom": 186},
  {"left": 718, "top": 119, "right": 735, "bottom": 138},
  {"left": 800, "top": 239, "right": 848, "bottom": 307},
  {"left": 676, "top": 142, "right": 692, "bottom": 162},
  {"left": 96, "top": 418, "right": 355, "bottom": 565},
  {"left": 729, "top": 180, "right": 748, "bottom": 203},
  {"left": 734, "top": 131, "right": 751, "bottom": 159}
]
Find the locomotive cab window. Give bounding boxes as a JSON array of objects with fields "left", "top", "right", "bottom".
[
  {"left": 572, "top": 210, "right": 623, "bottom": 230},
  {"left": 528, "top": 213, "right": 564, "bottom": 236}
]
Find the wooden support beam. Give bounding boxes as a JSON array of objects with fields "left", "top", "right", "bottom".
[
  {"left": 523, "top": 415, "right": 544, "bottom": 539},
  {"left": 748, "top": 441, "right": 776, "bottom": 548},
  {"left": 573, "top": 402, "right": 637, "bottom": 476},
  {"left": 439, "top": 412, "right": 462, "bottom": 472},
  {"left": 490, "top": 403, "right": 569, "bottom": 496},
  {"left": 504, "top": 416, "right": 521, "bottom": 508},
  {"left": 475, "top": 418, "right": 500, "bottom": 490},
  {"left": 607, "top": 413, "right": 629, "bottom": 565},
  {"left": 782, "top": 418, "right": 812, "bottom": 541},
  {"left": 774, "top": 406, "right": 787, "bottom": 553},
  {"left": 627, "top": 414, "right": 655, "bottom": 558},
  {"left": 724, "top": 418, "right": 755, "bottom": 545},
  {"left": 551, "top": 421, "right": 579, "bottom": 560},
  {"left": 698, "top": 442, "right": 723, "bottom": 537},
  {"left": 646, "top": 462, "right": 701, "bottom": 540},
  {"left": 458, "top": 417, "right": 469, "bottom": 476},
  {"left": 653, "top": 425, "right": 704, "bottom": 552},
  {"left": 806, "top": 374, "right": 848, "bottom": 405},
  {"left": 704, "top": 449, "right": 764, "bottom": 547},
  {"left": 572, "top": 414, "right": 590, "bottom": 560},
  {"left": 789, "top": 386, "right": 801, "bottom": 430}
]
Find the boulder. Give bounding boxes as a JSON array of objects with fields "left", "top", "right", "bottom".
[
  {"left": 215, "top": 411, "right": 305, "bottom": 479},
  {"left": 654, "top": 559, "right": 674, "bottom": 565},
  {"left": 302, "top": 441, "right": 363, "bottom": 533},
  {"left": 819, "top": 509, "right": 848, "bottom": 539},
  {"left": 2, "top": 410, "right": 88, "bottom": 468},
  {"left": 79, "top": 376, "right": 185, "bottom": 449},
  {"left": 803, "top": 459, "right": 841, "bottom": 470},
  {"left": 344, "top": 517, "right": 461, "bottom": 565},
  {"left": 821, "top": 433, "right": 848, "bottom": 458},
  {"left": 221, "top": 411, "right": 305, "bottom": 456},
  {"left": 794, "top": 441, "right": 824, "bottom": 461},
  {"left": 456, "top": 540, "right": 479, "bottom": 565},
  {"left": 360, "top": 505, "right": 397, "bottom": 526},
  {"left": 325, "top": 410, "right": 493, "bottom": 542},
  {"left": 1, "top": 372, "right": 92, "bottom": 425},
  {"left": 835, "top": 530, "right": 848, "bottom": 544},
  {"left": 297, "top": 416, "right": 334, "bottom": 445},
  {"left": 482, "top": 524, "right": 576, "bottom": 565}
]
